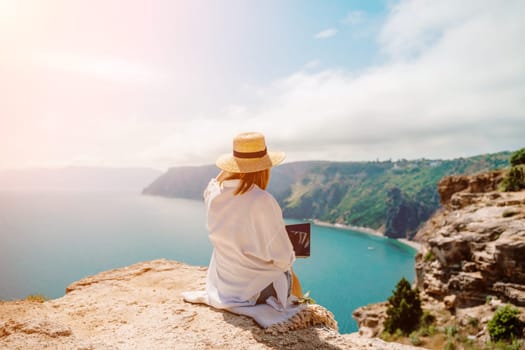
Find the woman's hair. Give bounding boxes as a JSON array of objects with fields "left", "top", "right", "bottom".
[{"left": 221, "top": 169, "right": 270, "bottom": 195}]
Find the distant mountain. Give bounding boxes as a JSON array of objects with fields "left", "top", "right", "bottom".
[
  {"left": 0, "top": 167, "right": 162, "bottom": 191},
  {"left": 143, "top": 165, "right": 218, "bottom": 199},
  {"left": 143, "top": 152, "right": 512, "bottom": 239},
  {"left": 142, "top": 161, "right": 326, "bottom": 200}
]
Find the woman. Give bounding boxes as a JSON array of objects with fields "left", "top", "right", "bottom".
[{"left": 204, "top": 131, "right": 301, "bottom": 311}]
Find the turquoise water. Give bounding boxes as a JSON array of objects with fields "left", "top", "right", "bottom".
[{"left": 0, "top": 190, "right": 415, "bottom": 333}]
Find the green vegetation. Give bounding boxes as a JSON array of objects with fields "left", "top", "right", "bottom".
[
  {"left": 277, "top": 151, "right": 511, "bottom": 238},
  {"left": 487, "top": 305, "right": 524, "bottom": 342},
  {"left": 381, "top": 303, "right": 524, "bottom": 350},
  {"left": 510, "top": 148, "right": 525, "bottom": 167},
  {"left": 424, "top": 251, "right": 435, "bottom": 262},
  {"left": 384, "top": 277, "right": 423, "bottom": 334},
  {"left": 25, "top": 294, "right": 47, "bottom": 303},
  {"left": 444, "top": 339, "right": 456, "bottom": 350},
  {"left": 420, "top": 310, "right": 436, "bottom": 327},
  {"left": 409, "top": 331, "right": 422, "bottom": 346},
  {"left": 501, "top": 148, "right": 525, "bottom": 192},
  {"left": 294, "top": 291, "right": 316, "bottom": 305},
  {"left": 146, "top": 150, "right": 515, "bottom": 238},
  {"left": 484, "top": 339, "right": 524, "bottom": 350},
  {"left": 500, "top": 166, "right": 525, "bottom": 192}
]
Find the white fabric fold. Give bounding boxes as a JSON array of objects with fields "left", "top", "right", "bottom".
[
  {"left": 203, "top": 178, "right": 295, "bottom": 309},
  {"left": 182, "top": 291, "right": 304, "bottom": 328}
]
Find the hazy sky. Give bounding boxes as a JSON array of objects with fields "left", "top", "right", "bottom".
[{"left": 1, "top": 0, "right": 524, "bottom": 170}]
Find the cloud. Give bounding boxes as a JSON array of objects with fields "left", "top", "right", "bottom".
[
  {"left": 222, "top": 0, "right": 525, "bottom": 162},
  {"left": 2, "top": 0, "right": 524, "bottom": 170},
  {"left": 89, "top": 0, "right": 524, "bottom": 168},
  {"left": 314, "top": 28, "right": 338, "bottom": 39}
]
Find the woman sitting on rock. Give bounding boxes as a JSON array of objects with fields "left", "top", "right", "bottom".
[{"left": 204, "top": 131, "right": 302, "bottom": 311}]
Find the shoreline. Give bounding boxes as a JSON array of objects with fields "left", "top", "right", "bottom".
[{"left": 311, "top": 219, "right": 423, "bottom": 252}]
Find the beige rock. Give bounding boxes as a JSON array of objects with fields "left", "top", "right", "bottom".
[
  {"left": 352, "top": 302, "right": 388, "bottom": 338},
  {"left": 0, "top": 259, "right": 423, "bottom": 350},
  {"left": 443, "top": 295, "right": 457, "bottom": 311},
  {"left": 437, "top": 171, "right": 504, "bottom": 207},
  {"left": 415, "top": 187, "right": 525, "bottom": 307},
  {"left": 355, "top": 172, "right": 524, "bottom": 349}
]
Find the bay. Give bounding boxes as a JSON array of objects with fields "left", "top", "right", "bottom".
[{"left": 0, "top": 190, "right": 415, "bottom": 333}]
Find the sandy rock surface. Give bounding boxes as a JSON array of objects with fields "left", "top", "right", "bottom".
[
  {"left": 0, "top": 259, "right": 423, "bottom": 349},
  {"left": 415, "top": 189, "right": 525, "bottom": 307}
]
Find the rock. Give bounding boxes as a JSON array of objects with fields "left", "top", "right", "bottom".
[
  {"left": 438, "top": 176, "right": 470, "bottom": 205},
  {"left": 444, "top": 295, "right": 457, "bottom": 311},
  {"left": 428, "top": 236, "right": 471, "bottom": 266},
  {"left": 352, "top": 302, "right": 388, "bottom": 338},
  {"left": 462, "top": 261, "right": 478, "bottom": 272},
  {"left": 415, "top": 187, "right": 525, "bottom": 307},
  {"left": 438, "top": 171, "right": 504, "bottom": 206},
  {"left": 384, "top": 187, "right": 435, "bottom": 239},
  {"left": 0, "top": 259, "right": 422, "bottom": 350},
  {"left": 494, "top": 238, "right": 525, "bottom": 284},
  {"left": 492, "top": 283, "right": 525, "bottom": 306},
  {"left": 488, "top": 297, "right": 504, "bottom": 311},
  {"left": 353, "top": 171, "right": 524, "bottom": 349}
]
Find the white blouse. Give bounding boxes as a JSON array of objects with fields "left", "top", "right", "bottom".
[{"left": 204, "top": 178, "right": 295, "bottom": 310}]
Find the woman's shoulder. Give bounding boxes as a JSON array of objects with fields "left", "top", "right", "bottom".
[{"left": 250, "top": 186, "right": 280, "bottom": 209}]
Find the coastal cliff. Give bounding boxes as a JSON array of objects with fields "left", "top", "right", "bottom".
[
  {"left": 143, "top": 152, "right": 510, "bottom": 239},
  {"left": 0, "top": 259, "right": 422, "bottom": 350},
  {"left": 353, "top": 171, "right": 525, "bottom": 348},
  {"left": 414, "top": 171, "right": 524, "bottom": 307}
]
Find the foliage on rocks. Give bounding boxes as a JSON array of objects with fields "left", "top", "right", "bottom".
[
  {"left": 500, "top": 166, "right": 525, "bottom": 192},
  {"left": 488, "top": 304, "right": 524, "bottom": 342},
  {"left": 384, "top": 277, "right": 423, "bottom": 335},
  {"left": 510, "top": 148, "right": 525, "bottom": 167}
]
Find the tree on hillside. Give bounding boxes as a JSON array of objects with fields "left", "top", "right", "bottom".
[
  {"left": 501, "top": 148, "right": 525, "bottom": 192},
  {"left": 384, "top": 277, "right": 423, "bottom": 334},
  {"left": 510, "top": 148, "right": 525, "bottom": 167}
]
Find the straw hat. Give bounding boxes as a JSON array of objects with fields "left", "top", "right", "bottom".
[{"left": 216, "top": 132, "right": 285, "bottom": 173}]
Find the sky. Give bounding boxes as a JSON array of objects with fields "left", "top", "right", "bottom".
[{"left": 1, "top": 0, "right": 524, "bottom": 170}]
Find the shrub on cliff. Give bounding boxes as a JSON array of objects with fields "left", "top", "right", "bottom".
[
  {"left": 501, "top": 148, "right": 525, "bottom": 192},
  {"left": 510, "top": 148, "right": 525, "bottom": 167},
  {"left": 384, "top": 277, "right": 423, "bottom": 334},
  {"left": 500, "top": 166, "right": 525, "bottom": 192},
  {"left": 488, "top": 304, "right": 524, "bottom": 342}
]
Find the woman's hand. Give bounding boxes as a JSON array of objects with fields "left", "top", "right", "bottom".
[{"left": 291, "top": 268, "right": 303, "bottom": 297}]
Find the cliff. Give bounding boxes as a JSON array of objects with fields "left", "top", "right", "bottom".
[
  {"left": 143, "top": 152, "right": 510, "bottom": 239},
  {"left": 353, "top": 171, "right": 525, "bottom": 348},
  {"left": 415, "top": 171, "right": 525, "bottom": 307},
  {"left": 0, "top": 259, "right": 422, "bottom": 350}
]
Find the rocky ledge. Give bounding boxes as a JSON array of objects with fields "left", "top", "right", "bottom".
[
  {"left": 353, "top": 172, "right": 525, "bottom": 346},
  {"left": 0, "top": 259, "right": 422, "bottom": 350},
  {"left": 415, "top": 174, "right": 525, "bottom": 307}
]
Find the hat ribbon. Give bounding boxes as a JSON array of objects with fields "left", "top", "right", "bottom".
[{"left": 233, "top": 147, "right": 267, "bottom": 159}]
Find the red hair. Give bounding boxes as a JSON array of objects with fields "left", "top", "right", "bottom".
[{"left": 220, "top": 169, "right": 270, "bottom": 195}]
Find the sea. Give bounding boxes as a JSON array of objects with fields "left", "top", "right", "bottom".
[{"left": 0, "top": 189, "right": 416, "bottom": 333}]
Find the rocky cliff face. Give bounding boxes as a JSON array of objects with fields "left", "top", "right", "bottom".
[
  {"left": 414, "top": 171, "right": 525, "bottom": 307},
  {"left": 354, "top": 171, "right": 525, "bottom": 347},
  {"left": 384, "top": 187, "right": 437, "bottom": 239},
  {"left": 0, "top": 259, "right": 422, "bottom": 350}
]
